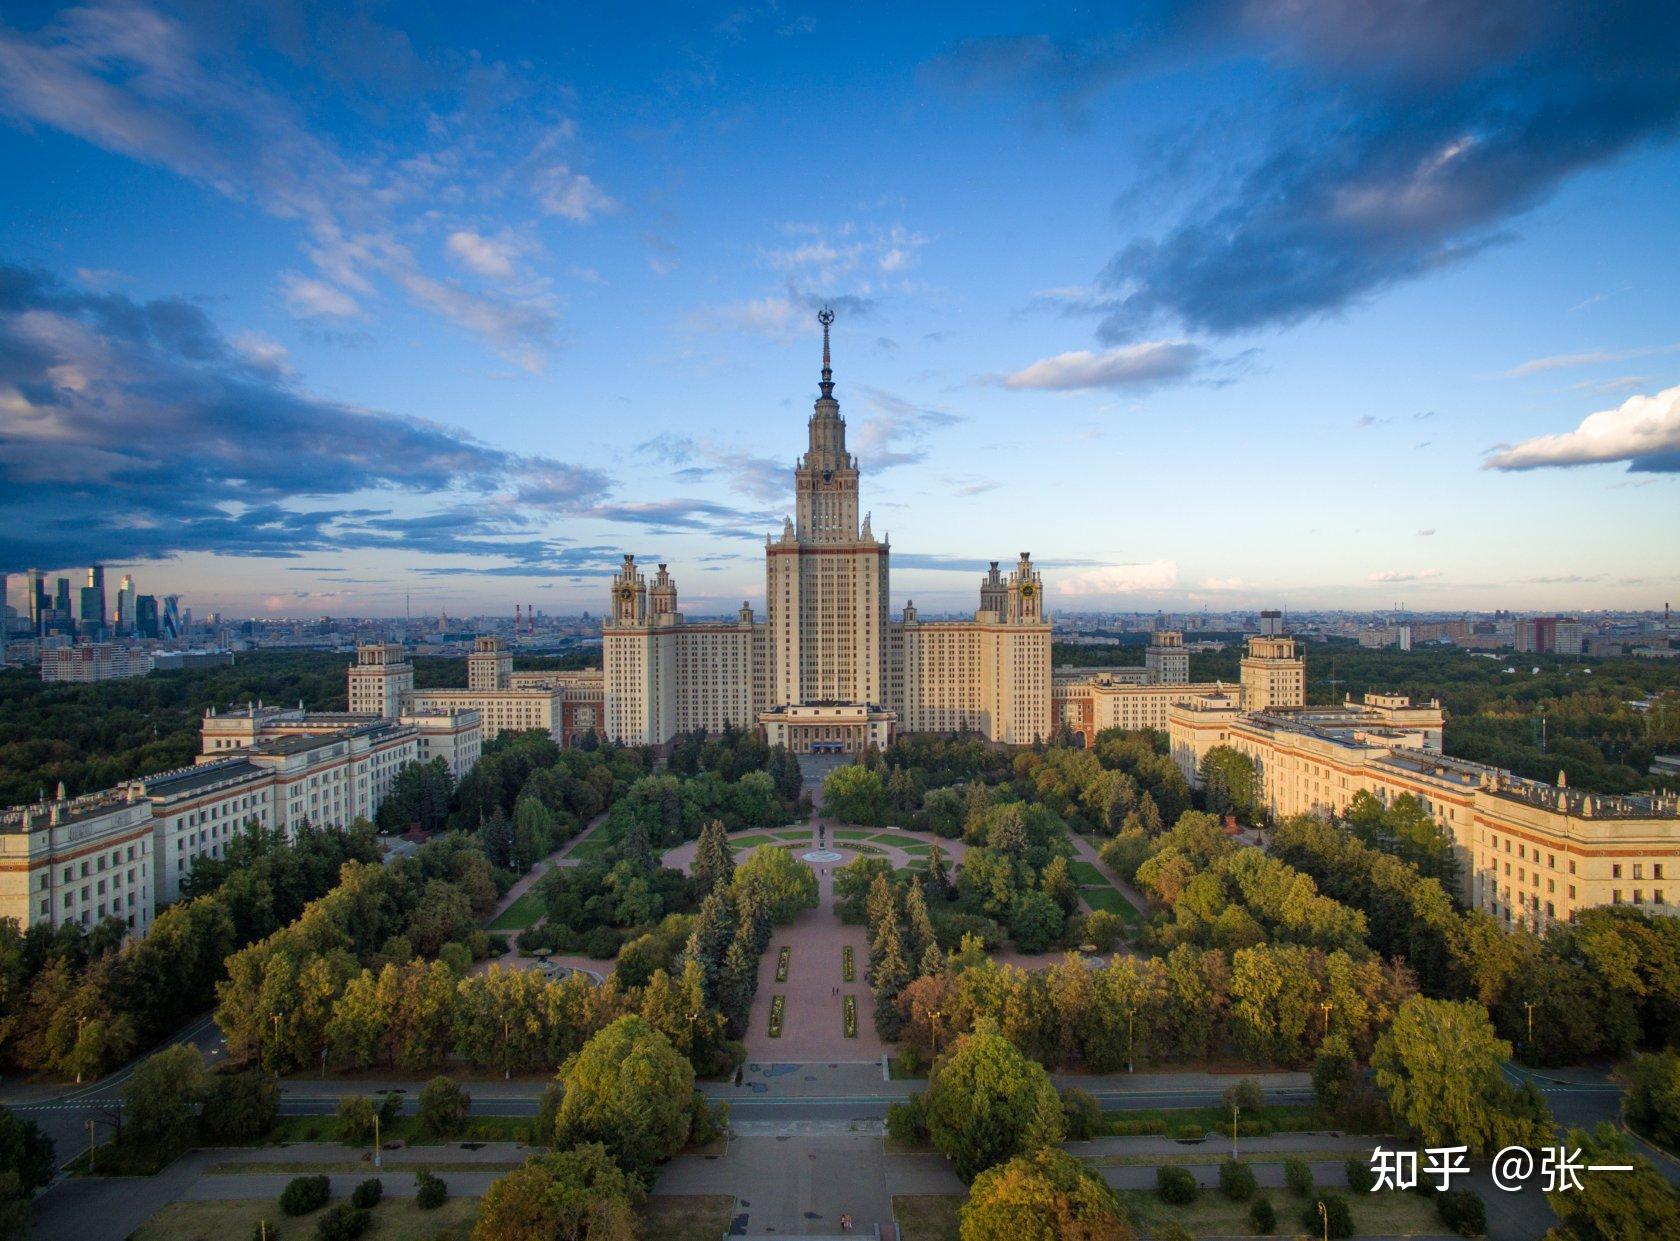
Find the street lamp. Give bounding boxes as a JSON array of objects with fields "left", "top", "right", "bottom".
[
  {"left": 1524, "top": 1000, "right": 1536, "bottom": 1055},
  {"left": 271, "top": 1012, "right": 285, "bottom": 1084},
  {"left": 930, "top": 1010, "right": 943, "bottom": 1059},
  {"left": 1126, "top": 1008, "right": 1135, "bottom": 1074},
  {"left": 75, "top": 1014, "right": 88, "bottom": 1084},
  {"left": 1317, "top": 1200, "right": 1329, "bottom": 1241}
]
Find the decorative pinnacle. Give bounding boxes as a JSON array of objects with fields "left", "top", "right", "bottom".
[{"left": 817, "top": 306, "right": 835, "bottom": 400}]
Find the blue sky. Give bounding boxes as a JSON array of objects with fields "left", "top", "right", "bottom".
[{"left": 2, "top": 1, "right": 1677, "bottom": 618}]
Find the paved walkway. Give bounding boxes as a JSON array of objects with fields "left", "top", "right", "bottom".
[{"left": 656, "top": 1134, "right": 959, "bottom": 1238}]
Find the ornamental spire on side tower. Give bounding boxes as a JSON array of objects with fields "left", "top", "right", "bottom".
[{"left": 818, "top": 306, "right": 835, "bottom": 400}]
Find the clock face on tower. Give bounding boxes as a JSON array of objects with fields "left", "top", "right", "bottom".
[
  {"left": 618, "top": 586, "right": 633, "bottom": 600},
  {"left": 1020, "top": 583, "right": 1036, "bottom": 600}
]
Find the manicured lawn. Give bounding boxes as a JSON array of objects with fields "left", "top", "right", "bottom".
[
  {"left": 487, "top": 888, "right": 546, "bottom": 931},
  {"left": 897, "top": 843, "right": 932, "bottom": 856},
  {"left": 133, "top": 1196, "right": 479, "bottom": 1241},
  {"left": 1080, "top": 886, "right": 1137, "bottom": 918},
  {"left": 834, "top": 829, "right": 874, "bottom": 840},
  {"left": 1068, "top": 859, "right": 1107, "bottom": 885},
  {"left": 638, "top": 1195, "right": 736, "bottom": 1240},
  {"left": 1091, "top": 1103, "right": 1352, "bottom": 1138},
  {"left": 1116, "top": 1186, "right": 1442, "bottom": 1237},
  {"left": 565, "top": 832, "right": 617, "bottom": 859},
  {"left": 894, "top": 1194, "right": 962, "bottom": 1241},
  {"left": 267, "top": 1114, "right": 535, "bottom": 1145},
  {"left": 728, "top": 834, "right": 778, "bottom": 849},
  {"left": 773, "top": 829, "right": 813, "bottom": 840}
]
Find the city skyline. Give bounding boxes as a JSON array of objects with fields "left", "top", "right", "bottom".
[{"left": 3, "top": 3, "right": 1678, "bottom": 617}]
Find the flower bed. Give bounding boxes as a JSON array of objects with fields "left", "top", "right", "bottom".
[
  {"left": 775, "top": 946, "right": 791, "bottom": 983},
  {"left": 843, "top": 994, "right": 857, "bottom": 1038},
  {"left": 769, "top": 994, "right": 786, "bottom": 1038},
  {"left": 842, "top": 945, "right": 855, "bottom": 982}
]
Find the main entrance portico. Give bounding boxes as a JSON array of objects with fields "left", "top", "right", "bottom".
[{"left": 758, "top": 702, "right": 895, "bottom": 755}]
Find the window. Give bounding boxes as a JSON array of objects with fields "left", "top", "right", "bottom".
[{"left": 1613, "top": 864, "right": 1623, "bottom": 879}]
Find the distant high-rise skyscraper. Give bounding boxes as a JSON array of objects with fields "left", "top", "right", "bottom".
[
  {"left": 161, "top": 595, "right": 181, "bottom": 639},
  {"left": 86, "top": 565, "right": 106, "bottom": 628},
  {"left": 54, "top": 577, "right": 71, "bottom": 622},
  {"left": 25, "top": 569, "right": 43, "bottom": 636},
  {"left": 135, "top": 594, "right": 159, "bottom": 639},
  {"left": 117, "top": 574, "right": 136, "bottom": 635}
]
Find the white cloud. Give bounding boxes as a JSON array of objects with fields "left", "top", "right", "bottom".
[
  {"left": 281, "top": 273, "right": 359, "bottom": 319},
  {"left": 1057, "top": 561, "right": 1179, "bottom": 595},
  {"left": 446, "top": 230, "right": 520, "bottom": 281},
  {"left": 1200, "top": 576, "right": 1247, "bottom": 591},
  {"left": 231, "top": 330, "right": 292, "bottom": 375},
  {"left": 1483, "top": 384, "right": 1680, "bottom": 473},
  {"left": 1367, "top": 568, "right": 1442, "bottom": 583},
  {"left": 534, "top": 164, "right": 619, "bottom": 223},
  {"left": 997, "top": 341, "right": 1206, "bottom": 391}
]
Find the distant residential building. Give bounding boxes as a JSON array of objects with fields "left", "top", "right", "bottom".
[
  {"left": 1516, "top": 616, "right": 1583, "bottom": 655},
  {"left": 151, "top": 650, "right": 235, "bottom": 672},
  {"left": 40, "top": 643, "right": 153, "bottom": 682}
]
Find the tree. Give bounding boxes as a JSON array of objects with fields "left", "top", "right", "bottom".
[
  {"left": 1371, "top": 996, "right": 1552, "bottom": 1154},
  {"left": 1041, "top": 856, "right": 1078, "bottom": 915},
  {"left": 1547, "top": 1123, "right": 1680, "bottom": 1240},
  {"left": 1009, "top": 890, "right": 1065, "bottom": 953},
  {"left": 823, "top": 764, "right": 888, "bottom": 825},
  {"left": 122, "top": 1044, "right": 206, "bottom": 1153},
  {"left": 691, "top": 819, "right": 735, "bottom": 894},
  {"left": 1198, "top": 746, "right": 1260, "bottom": 822},
  {"left": 960, "top": 1147, "right": 1131, "bottom": 1240},
  {"left": 731, "top": 846, "right": 818, "bottom": 925},
  {"left": 417, "top": 1076, "right": 471, "bottom": 1138},
  {"left": 922, "top": 1023, "right": 1065, "bottom": 1182},
  {"left": 199, "top": 1071, "right": 278, "bottom": 1142},
  {"left": 550, "top": 1015, "right": 694, "bottom": 1185},
  {"left": 474, "top": 1143, "right": 641, "bottom": 1241},
  {"left": 0, "top": 1105, "right": 53, "bottom": 1198},
  {"left": 1626, "top": 1050, "right": 1680, "bottom": 1151}
]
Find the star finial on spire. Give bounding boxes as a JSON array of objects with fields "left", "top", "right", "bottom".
[{"left": 817, "top": 306, "right": 835, "bottom": 400}]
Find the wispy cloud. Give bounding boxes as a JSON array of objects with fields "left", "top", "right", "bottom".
[
  {"left": 1367, "top": 568, "right": 1442, "bottom": 583},
  {"left": 0, "top": 3, "right": 591, "bottom": 368},
  {"left": 994, "top": 341, "right": 1207, "bottom": 391},
  {"left": 1495, "top": 344, "right": 1679, "bottom": 378}
]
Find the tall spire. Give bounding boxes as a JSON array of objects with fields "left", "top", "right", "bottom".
[{"left": 817, "top": 306, "right": 835, "bottom": 401}]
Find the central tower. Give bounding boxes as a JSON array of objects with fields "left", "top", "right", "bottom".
[
  {"left": 794, "top": 308, "right": 861, "bottom": 543},
  {"left": 765, "top": 310, "right": 891, "bottom": 720}
]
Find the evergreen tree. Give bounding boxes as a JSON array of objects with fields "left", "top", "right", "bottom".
[
  {"left": 873, "top": 920, "right": 911, "bottom": 1039},
  {"left": 718, "top": 932, "right": 758, "bottom": 1038},
  {"left": 620, "top": 819, "right": 655, "bottom": 872},
  {"left": 903, "top": 883, "right": 937, "bottom": 968},
  {"left": 919, "top": 941, "right": 946, "bottom": 981},
  {"left": 683, "top": 889, "right": 737, "bottom": 1005},
  {"left": 925, "top": 841, "right": 951, "bottom": 897},
  {"left": 692, "top": 820, "right": 735, "bottom": 893}
]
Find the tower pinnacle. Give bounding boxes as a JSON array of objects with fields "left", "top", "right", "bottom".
[{"left": 817, "top": 306, "right": 835, "bottom": 400}]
